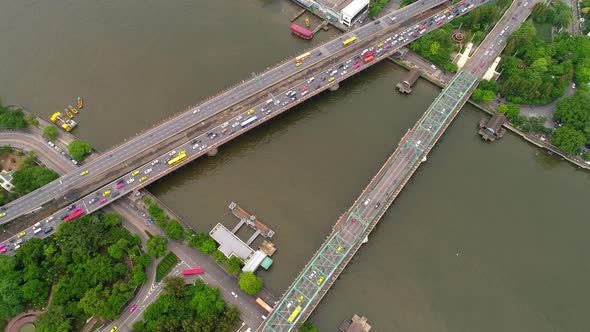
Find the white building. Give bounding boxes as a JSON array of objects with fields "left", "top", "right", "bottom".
[
  {"left": 340, "top": 0, "right": 370, "bottom": 26},
  {"left": 0, "top": 170, "right": 15, "bottom": 192}
]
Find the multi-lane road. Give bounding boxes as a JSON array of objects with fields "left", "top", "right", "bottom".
[{"left": 0, "top": 0, "right": 451, "bottom": 225}]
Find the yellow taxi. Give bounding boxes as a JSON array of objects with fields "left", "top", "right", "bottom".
[
  {"left": 377, "top": 42, "right": 384, "bottom": 48},
  {"left": 110, "top": 327, "right": 118, "bottom": 332},
  {"left": 80, "top": 170, "right": 89, "bottom": 176},
  {"left": 0, "top": 212, "right": 5, "bottom": 218},
  {"left": 328, "top": 77, "right": 335, "bottom": 82},
  {"left": 102, "top": 190, "right": 111, "bottom": 197},
  {"left": 247, "top": 109, "right": 255, "bottom": 115},
  {"left": 139, "top": 176, "right": 147, "bottom": 182},
  {"left": 17, "top": 231, "right": 26, "bottom": 238},
  {"left": 337, "top": 246, "right": 343, "bottom": 252},
  {"left": 131, "top": 170, "right": 140, "bottom": 176},
  {"left": 317, "top": 277, "right": 325, "bottom": 286},
  {"left": 296, "top": 62, "right": 302, "bottom": 67},
  {"left": 297, "top": 295, "right": 304, "bottom": 303},
  {"left": 444, "top": 8, "right": 450, "bottom": 13}
]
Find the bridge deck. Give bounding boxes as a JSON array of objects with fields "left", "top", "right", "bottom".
[{"left": 259, "top": 71, "right": 478, "bottom": 331}]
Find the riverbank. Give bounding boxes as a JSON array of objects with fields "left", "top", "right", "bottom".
[{"left": 387, "top": 52, "right": 590, "bottom": 172}]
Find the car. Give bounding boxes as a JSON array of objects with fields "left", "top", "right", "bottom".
[
  {"left": 328, "top": 77, "right": 335, "bottom": 82},
  {"left": 298, "top": 295, "right": 305, "bottom": 303},
  {"left": 479, "top": 60, "right": 486, "bottom": 68},
  {"left": 572, "top": 83, "right": 576, "bottom": 89},
  {"left": 247, "top": 109, "right": 255, "bottom": 115},
  {"left": 68, "top": 204, "right": 76, "bottom": 211},
  {"left": 88, "top": 198, "right": 96, "bottom": 204},
  {"left": 431, "top": 64, "right": 437, "bottom": 70},
  {"left": 377, "top": 42, "right": 384, "bottom": 48},
  {"left": 126, "top": 178, "right": 135, "bottom": 184},
  {"left": 337, "top": 246, "right": 343, "bottom": 252},
  {"left": 436, "top": 20, "right": 443, "bottom": 25},
  {"left": 131, "top": 170, "right": 140, "bottom": 176},
  {"left": 307, "top": 77, "right": 315, "bottom": 84},
  {"left": 340, "top": 70, "right": 348, "bottom": 76},
  {"left": 47, "top": 141, "right": 55, "bottom": 147},
  {"left": 0, "top": 243, "right": 5, "bottom": 249},
  {"left": 471, "top": 66, "right": 477, "bottom": 74},
  {"left": 301, "top": 91, "right": 309, "bottom": 96},
  {"left": 317, "top": 277, "right": 325, "bottom": 285},
  {"left": 151, "top": 159, "right": 159, "bottom": 166},
  {"left": 512, "top": 14, "right": 517, "bottom": 19},
  {"left": 17, "top": 231, "right": 26, "bottom": 238},
  {"left": 236, "top": 115, "right": 243, "bottom": 121},
  {"left": 102, "top": 190, "right": 111, "bottom": 197},
  {"left": 232, "top": 122, "right": 239, "bottom": 128},
  {"left": 144, "top": 168, "right": 152, "bottom": 174},
  {"left": 364, "top": 198, "right": 371, "bottom": 206},
  {"left": 192, "top": 109, "right": 200, "bottom": 114},
  {"left": 99, "top": 198, "right": 107, "bottom": 205},
  {"left": 139, "top": 176, "right": 147, "bottom": 182},
  {"left": 80, "top": 170, "right": 89, "bottom": 176},
  {"left": 300, "top": 86, "right": 308, "bottom": 93},
  {"left": 116, "top": 182, "right": 125, "bottom": 190},
  {"left": 129, "top": 304, "right": 138, "bottom": 313},
  {"left": 110, "top": 327, "right": 118, "bottom": 332},
  {"left": 0, "top": 212, "right": 5, "bottom": 218},
  {"left": 295, "top": 62, "right": 302, "bottom": 67},
  {"left": 192, "top": 144, "right": 199, "bottom": 150},
  {"left": 168, "top": 150, "right": 176, "bottom": 156}
]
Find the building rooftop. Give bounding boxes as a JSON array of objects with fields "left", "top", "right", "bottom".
[{"left": 209, "top": 223, "right": 254, "bottom": 260}]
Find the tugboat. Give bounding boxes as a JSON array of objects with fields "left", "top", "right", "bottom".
[
  {"left": 68, "top": 105, "right": 78, "bottom": 114},
  {"left": 77, "top": 97, "right": 83, "bottom": 109},
  {"left": 65, "top": 108, "right": 74, "bottom": 119}
]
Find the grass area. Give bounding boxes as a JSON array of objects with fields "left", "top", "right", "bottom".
[
  {"left": 155, "top": 252, "right": 179, "bottom": 282},
  {"left": 534, "top": 22, "right": 553, "bottom": 42}
]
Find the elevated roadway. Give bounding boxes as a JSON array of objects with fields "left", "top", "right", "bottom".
[
  {"left": 1, "top": 0, "right": 458, "bottom": 227},
  {"left": 258, "top": 0, "right": 537, "bottom": 330}
]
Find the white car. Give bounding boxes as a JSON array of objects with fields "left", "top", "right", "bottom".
[
  {"left": 192, "top": 144, "right": 199, "bottom": 150},
  {"left": 168, "top": 150, "right": 176, "bottom": 156},
  {"left": 232, "top": 122, "right": 239, "bottom": 128},
  {"left": 192, "top": 109, "right": 200, "bottom": 114},
  {"left": 126, "top": 178, "right": 135, "bottom": 184},
  {"left": 144, "top": 168, "right": 152, "bottom": 174},
  {"left": 236, "top": 115, "right": 243, "bottom": 121},
  {"left": 151, "top": 159, "right": 159, "bottom": 166}
]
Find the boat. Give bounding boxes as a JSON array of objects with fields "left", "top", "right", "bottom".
[
  {"left": 65, "top": 109, "right": 74, "bottom": 118},
  {"left": 77, "top": 96, "right": 83, "bottom": 109},
  {"left": 290, "top": 23, "right": 313, "bottom": 40},
  {"left": 68, "top": 105, "right": 78, "bottom": 114}
]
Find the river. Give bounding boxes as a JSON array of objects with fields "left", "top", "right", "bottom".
[{"left": 1, "top": 1, "right": 589, "bottom": 331}]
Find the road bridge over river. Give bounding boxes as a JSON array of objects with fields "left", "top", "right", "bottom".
[{"left": 258, "top": 0, "right": 536, "bottom": 329}]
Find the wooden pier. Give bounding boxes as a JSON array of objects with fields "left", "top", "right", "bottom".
[
  {"left": 228, "top": 202, "right": 275, "bottom": 241},
  {"left": 290, "top": 8, "right": 306, "bottom": 22},
  {"left": 312, "top": 20, "right": 329, "bottom": 34}
]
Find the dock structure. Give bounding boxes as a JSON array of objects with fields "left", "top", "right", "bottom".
[
  {"left": 312, "top": 20, "right": 329, "bottom": 34},
  {"left": 339, "top": 314, "right": 372, "bottom": 332},
  {"left": 229, "top": 202, "right": 275, "bottom": 239},
  {"left": 290, "top": 8, "right": 307, "bottom": 22},
  {"left": 479, "top": 112, "right": 506, "bottom": 141},
  {"left": 396, "top": 67, "right": 421, "bottom": 93}
]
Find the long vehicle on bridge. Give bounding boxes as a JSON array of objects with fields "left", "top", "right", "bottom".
[
  {"left": 256, "top": 298, "right": 273, "bottom": 313},
  {"left": 63, "top": 208, "right": 84, "bottom": 221},
  {"left": 240, "top": 116, "right": 258, "bottom": 128},
  {"left": 167, "top": 150, "right": 187, "bottom": 166},
  {"left": 287, "top": 306, "right": 302, "bottom": 323},
  {"left": 294, "top": 52, "right": 311, "bottom": 64},
  {"left": 343, "top": 36, "right": 357, "bottom": 46}
]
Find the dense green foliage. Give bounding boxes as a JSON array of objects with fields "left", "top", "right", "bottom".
[
  {"left": 0, "top": 213, "right": 146, "bottom": 331},
  {"left": 531, "top": 1, "right": 572, "bottom": 29},
  {"left": 132, "top": 278, "right": 240, "bottom": 332},
  {"left": 145, "top": 198, "right": 168, "bottom": 228},
  {"left": 368, "top": 0, "right": 391, "bottom": 17},
  {"left": 408, "top": 23, "right": 459, "bottom": 72},
  {"left": 552, "top": 91, "right": 590, "bottom": 153},
  {"left": 238, "top": 272, "right": 263, "bottom": 295},
  {"left": 155, "top": 252, "right": 179, "bottom": 282},
  {"left": 188, "top": 232, "right": 218, "bottom": 254},
  {"left": 165, "top": 219, "right": 185, "bottom": 240},
  {"left": 472, "top": 80, "right": 499, "bottom": 103},
  {"left": 499, "top": 23, "right": 590, "bottom": 104},
  {"left": 497, "top": 103, "right": 521, "bottom": 123},
  {"left": 299, "top": 322, "right": 321, "bottom": 332},
  {"left": 147, "top": 235, "right": 168, "bottom": 258},
  {"left": 24, "top": 114, "right": 39, "bottom": 128},
  {"left": 212, "top": 250, "right": 228, "bottom": 264},
  {"left": 43, "top": 125, "right": 58, "bottom": 141},
  {"left": 67, "top": 140, "right": 92, "bottom": 161},
  {"left": 0, "top": 104, "right": 27, "bottom": 129},
  {"left": 11, "top": 155, "right": 59, "bottom": 194},
  {"left": 226, "top": 256, "right": 244, "bottom": 275}
]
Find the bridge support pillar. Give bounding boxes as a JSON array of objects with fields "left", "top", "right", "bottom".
[
  {"left": 328, "top": 83, "right": 339, "bottom": 91},
  {"left": 207, "top": 148, "right": 218, "bottom": 157}
]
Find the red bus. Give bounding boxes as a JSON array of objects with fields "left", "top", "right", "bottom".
[
  {"left": 64, "top": 208, "right": 84, "bottom": 221},
  {"left": 256, "top": 297, "right": 273, "bottom": 313},
  {"left": 362, "top": 50, "right": 376, "bottom": 59},
  {"left": 182, "top": 268, "right": 204, "bottom": 275}
]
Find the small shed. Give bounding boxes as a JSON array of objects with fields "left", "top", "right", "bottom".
[{"left": 479, "top": 112, "right": 506, "bottom": 141}]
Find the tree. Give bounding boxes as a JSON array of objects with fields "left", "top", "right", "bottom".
[
  {"left": 43, "top": 125, "right": 58, "bottom": 140},
  {"left": 299, "top": 322, "right": 321, "bottom": 332},
  {"left": 497, "top": 103, "right": 521, "bottom": 123},
  {"left": 108, "top": 243, "right": 125, "bottom": 260},
  {"left": 238, "top": 272, "right": 263, "bottom": 295},
  {"left": 189, "top": 232, "right": 217, "bottom": 254},
  {"left": 131, "top": 268, "right": 148, "bottom": 286},
  {"left": 163, "top": 276, "right": 186, "bottom": 298},
  {"left": 24, "top": 113, "right": 39, "bottom": 127},
  {"left": 226, "top": 256, "right": 244, "bottom": 275},
  {"left": 165, "top": 220, "right": 184, "bottom": 240},
  {"left": 147, "top": 236, "right": 168, "bottom": 258},
  {"left": 12, "top": 165, "right": 59, "bottom": 194},
  {"left": 0, "top": 105, "right": 27, "bottom": 129},
  {"left": 554, "top": 92, "right": 590, "bottom": 131},
  {"left": 212, "top": 250, "right": 228, "bottom": 264},
  {"left": 0, "top": 256, "right": 24, "bottom": 326},
  {"left": 68, "top": 139, "right": 93, "bottom": 161},
  {"left": 552, "top": 126, "right": 586, "bottom": 154},
  {"left": 35, "top": 305, "right": 72, "bottom": 332},
  {"left": 471, "top": 88, "right": 496, "bottom": 103}
]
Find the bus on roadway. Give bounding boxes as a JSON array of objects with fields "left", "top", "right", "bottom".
[
  {"left": 182, "top": 268, "right": 204, "bottom": 275},
  {"left": 287, "top": 306, "right": 302, "bottom": 323},
  {"left": 294, "top": 52, "right": 311, "bottom": 64},
  {"left": 167, "top": 150, "right": 187, "bottom": 166},
  {"left": 240, "top": 116, "right": 258, "bottom": 128},
  {"left": 343, "top": 36, "right": 357, "bottom": 46},
  {"left": 256, "top": 297, "right": 273, "bottom": 313},
  {"left": 64, "top": 208, "right": 84, "bottom": 221}
]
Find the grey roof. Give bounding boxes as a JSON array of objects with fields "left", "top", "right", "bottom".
[{"left": 209, "top": 223, "right": 254, "bottom": 260}]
